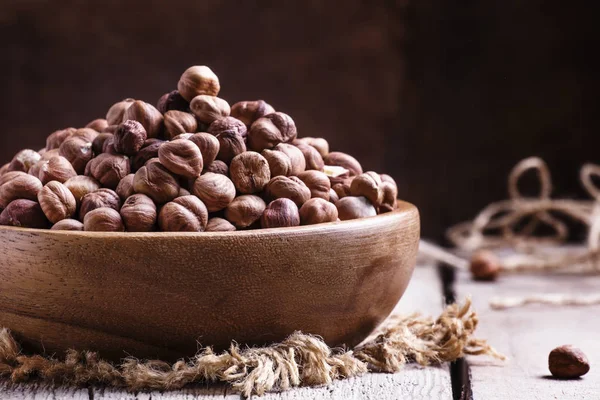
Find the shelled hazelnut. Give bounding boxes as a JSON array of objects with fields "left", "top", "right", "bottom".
[
  {"left": 38, "top": 181, "right": 77, "bottom": 223},
  {"left": 350, "top": 172, "right": 383, "bottom": 206},
  {"left": 120, "top": 194, "right": 157, "bottom": 232},
  {"left": 178, "top": 66, "right": 220, "bottom": 101},
  {"left": 204, "top": 160, "right": 229, "bottom": 176},
  {"left": 192, "top": 172, "right": 236, "bottom": 212},
  {"left": 80, "top": 188, "right": 121, "bottom": 220},
  {"left": 51, "top": 218, "right": 84, "bottom": 231},
  {"left": 230, "top": 100, "right": 275, "bottom": 127},
  {"left": 113, "top": 120, "right": 147, "bottom": 156},
  {"left": 157, "top": 90, "right": 189, "bottom": 113},
  {"left": 274, "top": 144, "right": 305, "bottom": 175},
  {"left": 247, "top": 112, "right": 297, "bottom": 152},
  {"left": 158, "top": 195, "right": 208, "bottom": 232},
  {"left": 336, "top": 196, "right": 377, "bottom": 220},
  {"left": 85, "top": 153, "right": 130, "bottom": 189},
  {"left": 190, "top": 95, "right": 230, "bottom": 125},
  {"left": 131, "top": 139, "right": 164, "bottom": 171},
  {"left": 189, "top": 133, "right": 220, "bottom": 166},
  {"left": 106, "top": 98, "right": 134, "bottom": 125},
  {"left": 225, "top": 195, "right": 266, "bottom": 228},
  {"left": 85, "top": 118, "right": 109, "bottom": 132},
  {"left": 296, "top": 143, "right": 324, "bottom": 171},
  {"left": 39, "top": 156, "right": 77, "bottom": 184},
  {"left": 133, "top": 161, "right": 180, "bottom": 204},
  {"left": 163, "top": 110, "right": 198, "bottom": 140},
  {"left": 46, "top": 128, "right": 76, "bottom": 150},
  {"left": 261, "top": 149, "right": 292, "bottom": 177},
  {"left": 261, "top": 198, "right": 300, "bottom": 228},
  {"left": 294, "top": 137, "right": 329, "bottom": 157},
  {"left": 83, "top": 207, "right": 124, "bottom": 232},
  {"left": 122, "top": 100, "right": 164, "bottom": 138},
  {"left": 324, "top": 152, "right": 363, "bottom": 177},
  {"left": 158, "top": 140, "right": 203, "bottom": 178},
  {"left": 230, "top": 152, "right": 271, "bottom": 194},
  {"left": 469, "top": 250, "right": 501, "bottom": 281},
  {"left": 266, "top": 176, "right": 311, "bottom": 207},
  {"left": 64, "top": 176, "right": 101, "bottom": 205},
  {"left": 0, "top": 172, "right": 43, "bottom": 208},
  {"left": 0, "top": 199, "right": 49, "bottom": 228},
  {"left": 299, "top": 198, "right": 338, "bottom": 225},
  {"left": 297, "top": 170, "right": 330, "bottom": 200},
  {"left": 8, "top": 149, "right": 41, "bottom": 173},
  {"left": 59, "top": 136, "right": 93, "bottom": 174},
  {"left": 71, "top": 128, "right": 98, "bottom": 143},
  {"left": 116, "top": 174, "right": 135, "bottom": 201},
  {"left": 206, "top": 217, "right": 236, "bottom": 232}
]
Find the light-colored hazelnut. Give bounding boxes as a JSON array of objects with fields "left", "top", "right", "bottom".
[
  {"left": 120, "top": 194, "right": 157, "bottom": 232},
  {"left": 172, "top": 133, "right": 194, "bottom": 141},
  {"left": 350, "top": 172, "right": 383, "bottom": 206},
  {"left": 63, "top": 176, "right": 101, "bottom": 205},
  {"left": 163, "top": 110, "right": 198, "bottom": 140},
  {"left": 191, "top": 172, "right": 236, "bottom": 212},
  {"left": 230, "top": 100, "right": 275, "bottom": 127},
  {"left": 37, "top": 181, "right": 77, "bottom": 223},
  {"left": 8, "top": 149, "right": 41, "bottom": 173},
  {"left": 133, "top": 161, "right": 180, "bottom": 204},
  {"left": 208, "top": 116, "right": 247, "bottom": 137},
  {"left": 113, "top": 120, "right": 147, "bottom": 156},
  {"left": 0, "top": 172, "right": 43, "bottom": 208},
  {"left": 297, "top": 170, "right": 331, "bottom": 200},
  {"left": 122, "top": 100, "right": 164, "bottom": 138},
  {"left": 156, "top": 90, "right": 190, "bottom": 113},
  {"left": 204, "top": 160, "right": 229, "bottom": 176},
  {"left": 106, "top": 98, "right": 134, "bottom": 125},
  {"left": 190, "top": 95, "right": 231, "bottom": 125},
  {"left": 324, "top": 152, "right": 363, "bottom": 176},
  {"left": 189, "top": 132, "right": 220, "bottom": 166},
  {"left": 80, "top": 188, "right": 121, "bottom": 220},
  {"left": 0, "top": 199, "right": 49, "bottom": 228},
  {"left": 329, "top": 188, "right": 339, "bottom": 203},
  {"left": 46, "top": 128, "right": 76, "bottom": 150},
  {"left": 92, "top": 133, "right": 113, "bottom": 154},
  {"left": 261, "top": 198, "right": 300, "bottom": 228},
  {"left": 59, "top": 136, "right": 93, "bottom": 174},
  {"left": 158, "top": 195, "right": 208, "bottom": 232},
  {"left": 39, "top": 156, "right": 77, "bottom": 184},
  {"left": 336, "top": 196, "right": 377, "bottom": 221},
  {"left": 224, "top": 194, "right": 266, "bottom": 228},
  {"left": 274, "top": 143, "right": 305, "bottom": 175},
  {"left": 296, "top": 143, "right": 324, "bottom": 171},
  {"left": 28, "top": 149, "right": 58, "bottom": 178},
  {"left": 116, "top": 174, "right": 135, "bottom": 201},
  {"left": 85, "top": 153, "right": 130, "bottom": 189},
  {"left": 158, "top": 140, "right": 203, "bottom": 178},
  {"left": 265, "top": 176, "right": 311, "bottom": 207},
  {"left": 51, "top": 218, "right": 84, "bottom": 231},
  {"left": 131, "top": 139, "right": 164, "bottom": 171},
  {"left": 247, "top": 112, "right": 297, "bottom": 152},
  {"left": 333, "top": 177, "right": 354, "bottom": 199},
  {"left": 71, "top": 128, "right": 98, "bottom": 142},
  {"left": 83, "top": 207, "right": 124, "bottom": 232},
  {"left": 230, "top": 152, "right": 271, "bottom": 194},
  {"left": 85, "top": 118, "right": 109, "bottom": 132},
  {"left": 177, "top": 65, "right": 220, "bottom": 101},
  {"left": 294, "top": 137, "right": 329, "bottom": 157},
  {"left": 206, "top": 217, "right": 236, "bottom": 232},
  {"left": 299, "top": 198, "right": 338, "bottom": 225},
  {"left": 261, "top": 149, "right": 292, "bottom": 177},
  {"left": 469, "top": 250, "right": 501, "bottom": 281}
]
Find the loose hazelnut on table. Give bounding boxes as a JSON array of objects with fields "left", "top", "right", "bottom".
[
  {"left": 163, "top": 110, "right": 198, "bottom": 140},
  {"left": 59, "top": 136, "right": 93, "bottom": 174},
  {"left": 265, "top": 176, "right": 311, "bottom": 207},
  {"left": 225, "top": 195, "right": 266, "bottom": 229},
  {"left": 0, "top": 199, "right": 49, "bottom": 228},
  {"left": 120, "top": 194, "right": 157, "bottom": 232},
  {"left": 299, "top": 198, "right": 338, "bottom": 225},
  {"left": 350, "top": 172, "right": 383, "bottom": 206},
  {"left": 274, "top": 143, "right": 305, "bottom": 175},
  {"left": 190, "top": 95, "right": 231, "bottom": 125},
  {"left": 0, "top": 172, "right": 43, "bottom": 208},
  {"left": 131, "top": 139, "right": 164, "bottom": 172},
  {"left": 83, "top": 207, "right": 124, "bottom": 232},
  {"left": 37, "top": 181, "right": 77, "bottom": 223},
  {"left": 296, "top": 143, "right": 324, "bottom": 171},
  {"left": 297, "top": 170, "right": 331, "bottom": 200},
  {"left": 8, "top": 149, "right": 41, "bottom": 173},
  {"left": 51, "top": 218, "right": 84, "bottom": 231},
  {"left": 113, "top": 120, "right": 147, "bottom": 156},
  {"left": 336, "top": 196, "right": 377, "bottom": 221},
  {"left": 85, "top": 118, "right": 109, "bottom": 132},
  {"left": 85, "top": 153, "right": 130, "bottom": 189},
  {"left": 324, "top": 152, "right": 363, "bottom": 177},
  {"left": 158, "top": 195, "right": 208, "bottom": 232},
  {"left": 230, "top": 100, "right": 275, "bottom": 127},
  {"left": 261, "top": 198, "right": 300, "bottom": 228},
  {"left": 133, "top": 161, "right": 180, "bottom": 204},
  {"left": 230, "top": 152, "right": 271, "bottom": 194},
  {"left": 39, "top": 155, "right": 77, "bottom": 184},
  {"left": 204, "top": 160, "right": 229, "bottom": 176},
  {"left": 122, "top": 100, "right": 164, "bottom": 139},
  {"left": 206, "top": 217, "right": 236, "bottom": 232},
  {"left": 469, "top": 250, "right": 501, "bottom": 281},
  {"left": 116, "top": 174, "right": 135, "bottom": 201},
  {"left": 46, "top": 128, "right": 76, "bottom": 150},
  {"left": 63, "top": 176, "right": 101, "bottom": 205},
  {"left": 106, "top": 98, "right": 134, "bottom": 126},
  {"left": 156, "top": 90, "right": 190, "bottom": 114},
  {"left": 158, "top": 140, "right": 203, "bottom": 179},
  {"left": 261, "top": 149, "right": 292, "bottom": 177},
  {"left": 247, "top": 112, "right": 297, "bottom": 152},
  {"left": 294, "top": 137, "right": 329, "bottom": 157},
  {"left": 177, "top": 65, "right": 221, "bottom": 101},
  {"left": 189, "top": 132, "right": 220, "bottom": 166},
  {"left": 79, "top": 188, "right": 121, "bottom": 220},
  {"left": 548, "top": 345, "right": 590, "bottom": 379},
  {"left": 192, "top": 172, "right": 236, "bottom": 212}
]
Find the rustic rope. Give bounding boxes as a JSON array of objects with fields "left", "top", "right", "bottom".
[
  {"left": 490, "top": 294, "right": 600, "bottom": 310},
  {"left": 0, "top": 299, "right": 502, "bottom": 397}
]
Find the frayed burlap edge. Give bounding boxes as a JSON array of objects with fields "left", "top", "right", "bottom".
[{"left": 0, "top": 298, "right": 503, "bottom": 397}]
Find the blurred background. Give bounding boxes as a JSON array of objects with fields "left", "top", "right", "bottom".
[{"left": 0, "top": 0, "right": 598, "bottom": 240}]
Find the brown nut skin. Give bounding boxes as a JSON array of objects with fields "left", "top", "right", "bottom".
[
  {"left": 216, "top": 132, "right": 247, "bottom": 164},
  {"left": 329, "top": 188, "right": 340, "bottom": 203},
  {"left": 324, "top": 152, "right": 363, "bottom": 177},
  {"left": 296, "top": 144, "right": 324, "bottom": 171},
  {"left": 37, "top": 181, "right": 77, "bottom": 223},
  {"left": 336, "top": 196, "right": 377, "bottom": 221},
  {"left": 79, "top": 188, "right": 121, "bottom": 220},
  {"left": 0, "top": 163, "right": 9, "bottom": 176},
  {"left": 85, "top": 153, "right": 131, "bottom": 189},
  {"left": 192, "top": 172, "right": 236, "bottom": 212},
  {"left": 333, "top": 177, "right": 353, "bottom": 199},
  {"left": 189, "top": 132, "right": 220, "bottom": 166},
  {"left": 190, "top": 95, "right": 231, "bottom": 125},
  {"left": 206, "top": 217, "right": 236, "bottom": 232},
  {"left": 261, "top": 198, "right": 300, "bottom": 228},
  {"left": 261, "top": 149, "right": 292, "bottom": 177},
  {"left": 299, "top": 197, "right": 338, "bottom": 225},
  {"left": 115, "top": 173, "right": 135, "bottom": 201},
  {"left": 120, "top": 193, "right": 157, "bottom": 232},
  {"left": 106, "top": 98, "right": 134, "bottom": 125},
  {"left": 163, "top": 110, "right": 198, "bottom": 140},
  {"left": 133, "top": 161, "right": 180, "bottom": 204},
  {"left": 102, "top": 125, "right": 119, "bottom": 134},
  {"left": 0, "top": 172, "right": 43, "bottom": 208},
  {"left": 156, "top": 90, "right": 190, "bottom": 113},
  {"left": 58, "top": 136, "right": 93, "bottom": 174},
  {"left": 297, "top": 170, "right": 331, "bottom": 200},
  {"left": 247, "top": 112, "right": 297, "bottom": 152},
  {"left": 83, "top": 207, "right": 124, "bottom": 232},
  {"left": 158, "top": 195, "right": 208, "bottom": 232},
  {"left": 63, "top": 176, "right": 101, "bottom": 205},
  {"left": 324, "top": 165, "right": 351, "bottom": 186},
  {"left": 85, "top": 118, "right": 109, "bottom": 132},
  {"left": 92, "top": 133, "right": 114, "bottom": 155},
  {"left": 158, "top": 140, "right": 204, "bottom": 178},
  {"left": 39, "top": 156, "right": 77, "bottom": 185},
  {"left": 204, "top": 160, "right": 229, "bottom": 176},
  {"left": 274, "top": 143, "right": 306, "bottom": 175},
  {"left": 122, "top": 100, "right": 164, "bottom": 139},
  {"left": 71, "top": 128, "right": 98, "bottom": 143},
  {"left": 8, "top": 149, "right": 41, "bottom": 173},
  {"left": 549, "top": 345, "right": 590, "bottom": 379},
  {"left": 172, "top": 133, "right": 194, "bottom": 141},
  {"left": 350, "top": 172, "right": 383, "bottom": 206},
  {"left": 177, "top": 65, "right": 220, "bottom": 101},
  {"left": 51, "top": 218, "right": 84, "bottom": 231},
  {"left": 294, "top": 137, "right": 329, "bottom": 157},
  {"left": 230, "top": 152, "right": 271, "bottom": 194},
  {"left": 102, "top": 137, "right": 118, "bottom": 155},
  {"left": 469, "top": 250, "right": 501, "bottom": 281},
  {"left": 224, "top": 194, "right": 266, "bottom": 229},
  {"left": 0, "top": 199, "right": 49, "bottom": 228},
  {"left": 265, "top": 176, "right": 311, "bottom": 207},
  {"left": 113, "top": 120, "right": 148, "bottom": 156},
  {"left": 379, "top": 174, "right": 398, "bottom": 213},
  {"left": 131, "top": 139, "right": 164, "bottom": 171},
  {"left": 208, "top": 116, "right": 248, "bottom": 138},
  {"left": 230, "top": 100, "right": 275, "bottom": 127},
  {"left": 46, "top": 128, "right": 76, "bottom": 150}
]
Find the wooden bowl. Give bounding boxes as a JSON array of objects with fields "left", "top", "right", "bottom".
[{"left": 0, "top": 201, "right": 419, "bottom": 361}]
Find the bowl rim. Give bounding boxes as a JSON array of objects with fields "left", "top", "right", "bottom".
[{"left": 0, "top": 200, "right": 417, "bottom": 238}]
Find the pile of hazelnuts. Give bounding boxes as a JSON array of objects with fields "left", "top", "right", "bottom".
[{"left": 0, "top": 66, "right": 399, "bottom": 232}]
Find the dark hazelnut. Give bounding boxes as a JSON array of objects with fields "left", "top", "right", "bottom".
[
  {"left": 230, "top": 100, "right": 275, "bottom": 127},
  {"left": 163, "top": 110, "right": 198, "bottom": 140},
  {"left": 120, "top": 194, "right": 157, "bottom": 232},
  {"left": 51, "top": 218, "right": 84, "bottom": 231},
  {"left": 85, "top": 153, "right": 131, "bottom": 189},
  {"left": 46, "top": 128, "right": 76, "bottom": 150},
  {"left": 261, "top": 198, "right": 300, "bottom": 228},
  {"left": 122, "top": 100, "right": 164, "bottom": 138},
  {"left": 8, "top": 149, "right": 41, "bottom": 173},
  {"left": 549, "top": 345, "right": 590, "bottom": 379},
  {"left": 299, "top": 198, "right": 338, "bottom": 225},
  {"left": 247, "top": 112, "right": 297, "bottom": 152},
  {"left": 59, "top": 136, "right": 93, "bottom": 174},
  {"left": 333, "top": 177, "right": 354, "bottom": 199},
  {"left": 0, "top": 172, "right": 43, "bottom": 208},
  {"left": 39, "top": 155, "right": 77, "bottom": 184},
  {"left": 158, "top": 195, "right": 208, "bottom": 232},
  {"left": 230, "top": 152, "right": 271, "bottom": 194},
  {"left": 85, "top": 118, "right": 109, "bottom": 132},
  {"left": 37, "top": 181, "right": 77, "bottom": 223},
  {"left": 63, "top": 175, "right": 101, "bottom": 205},
  {"left": 265, "top": 176, "right": 311, "bottom": 207},
  {"left": 103, "top": 125, "right": 119, "bottom": 134},
  {"left": 204, "top": 160, "right": 229, "bottom": 176},
  {"left": 80, "top": 188, "right": 121, "bottom": 220},
  {"left": 190, "top": 95, "right": 231, "bottom": 125},
  {"left": 113, "top": 120, "right": 148, "bottom": 156},
  {"left": 83, "top": 207, "right": 124, "bottom": 232},
  {"left": 106, "top": 98, "right": 134, "bottom": 125},
  {"left": 206, "top": 217, "right": 236, "bottom": 232},
  {"left": 92, "top": 133, "right": 114, "bottom": 155},
  {"left": 156, "top": 90, "right": 190, "bottom": 113},
  {"left": 0, "top": 199, "right": 49, "bottom": 228},
  {"left": 158, "top": 140, "right": 203, "bottom": 178},
  {"left": 324, "top": 152, "right": 363, "bottom": 176},
  {"left": 261, "top": 149, "right": 292, "bottom": 177},
  {"left": 274, "top": 143, "right": 306, "bottom": 175},
  {"left": 192, "top": 172, "right": 236, "bottom": 212},
  {"left": 296, "top": 143, "right": 324, "bottom": 171},
  {"left": 133, "top": 161, "right": 180, "bottom": 204},
  {"left": 379, "top": 174, "right": 398, "bottom": 213},
  {"left": 336, "top": 196, "right": 377, "bottom": 221},
  {"left": 131, "top": 139, "right": 164, "bottom": 171},
  {"left": 116, "top": 174, "right": 135, "bottom": 201},
  {"left": 216, "top": 132, "right": 247, "bottom": 164},
  {"left": 208, "top": 116, "right": 247, "bottom": 137},
  {"left": 177, "top": 65, "right": 220, "bottom": 101},
  {"left": 189, "top": 132, "right": 220, "bottom": 166},
  {"left": 224, "top": 195, "right": 266, "bottom": 228},
  {"left": 297, "top": 170, "right": 331, "bottom": 200},
  {"left": 469, "top": 250, "right": 501, "bottom": 281}
]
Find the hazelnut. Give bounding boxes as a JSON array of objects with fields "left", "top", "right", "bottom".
[
  {"left": 299, "top": 198, "right": 338, "bottom": 225},
  {"left": 85, "top": 153, "right": 131, "bottom": 189},
  {"left": 265, "top": 176, "right": 311, "bottom": 207},
  {"left": 103, "top": 125, "right": 119, "bottom": 134},
  {"left": 324, "top": 152, "right": 363, "bottom": 177},
  {"left": 549, "top": 345, "right": 590, "bottom": 379},
  {"left": 216, "top": 132, "right": 247, "bottom": 164},
  {"left": 191, "top": 172, "right": 236, "bottom": 212},
  {"left": 8, "top": 149, "right": 41, "bottom": 173},
  {"left": 336, "top": 196, "right": 376, "bottom": 221},
  {"left": 261, "top": 149, "right": 292, "bottom": 177},
  {"left": 59, "top": 136, "right": 93, "bottom": 174},
  {"left": 37, "top": 181, "right": 77, "bottom": 223},
  {"left": 230, "top": 152, "right": 271, "bottom": 194},
  {"left": 158, "top": 195, "right": 208, "bottom": 232},
  {"left": 0, "top": 163, "right": 8, "bottom": 176},
  {"left": 0, "top": 172, "right": 43, "bottom": 208},
  {"left": 51, "top": 218, "right": 84, "bottom": 231},
  {"left": 92, "top": 133, "right": 114, "bottom": 155},
  {"left": 323, "top": 165, "right": 350, "bottom": 186},
  {"left": 163, "top": 110, "right": 198, "bottom": 140},
  {"left": 106, "top": 98, "right": 134, "bottom": 125},
  {"left": 204, "top": 160, "right": 229, "bottom": 176},
  {"left": 85, "top": 118, "right": 109, "bottom": 132},
  {"left": 247, "top": 112, "right": 297, "bottom": 152},
  {"left": 133, "top": 161, "right": 180, "bottom": 204},
  {"left": 208, "top": 116, "right": 247, "bottom": 138},
  {"left": 178, "top": 187, "right": 191, "bottom": 197},
  {"left": 71, "top": 128, "right": 98, "bottom": 143},
  {"left": 190, "top": 95, "right": 231, "bottom": 125},
  {"left": 333, "top": 177, "right": 354, "bottom": 199},
  {"left": 294, "top": 137, "right": 329, "bottom": 157},
  {"left": 469, "top": 250, "right": 501, "bottom": 281},
  {"left": 122, "top": 100, "right": 164, "bottom": 138},
  {"left": 350, "top": 172, "right": 383, "bottom": 206},
  {"left": 46, "top": 128, "right": 76, "bottom": 150},
  {"left": 274, "top": 143, "right": 305, "bottom": 175},
  {"left": 230, "top": 100, "right": 275, "bottom": 127},
  {"left": 63, "top": 175, "right": 101, "bottom": 205},
  {"left": 156, "top": 90, "right": 190, "bottom": 113},
  {"left": 131, "top": 139, "right": 164, "bottom": 171},
  {"left": 329, "top": 188, "right": 340, "bottom": 203},
  {"left": 120, "top": 194, "right": 157, "bottom": 232},
  {"left": 0, "top": 199, "right": 49, "bottom": 228},
  {"left": 189, "top": 132, "right": 220, "bottom": 166},
  {"left": 80, "top": 188, "right": 121, "bottom": 220},
  {"left": 206, "top": 217, "right": 236, "bottom": 232},
  {"left": 39, "top": 156, "right": 77, "bottom": 184},
  {"left": 113, "top": 120, "right": 148, "bottom": 156},
  {"left": 116, "top": 174, "right": 135, "bottom": 201},
  {"left": 379, "top": 174, "right": 398, "bottom": 213},
  {"left": 224, "top": 195, "right": 266, "bottom": 228},
  {"left": 83, "top": 207, "right": 124, "bottom": 232},
  {"left": 296, "top": 144, "right": 324, "bottom": 171},
  {"left": 102, "top": 137, "right": 118, "bottom": 154},
  {"left": 177, "top": 65, "right": 220, "bottom": 101},
  {"left": 172, "top": 133, "right": 194, "bottom": 141},
  {"left": 158, "top": 140, "right": 203, "bottom": 178},
  {"left": 261, "top": 198, "right": 300, "bottom": 228},
  {"left": 297, "top": 170, "right": 331, "bottom": 200}
]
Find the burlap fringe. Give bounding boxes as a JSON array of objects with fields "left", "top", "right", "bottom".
[{"left": 0, "top": 298, "right": 502, "bottom": 396}]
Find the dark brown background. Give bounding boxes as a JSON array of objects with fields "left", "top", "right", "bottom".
[{"left": 1, "top": 0, "right": 598, "bottom": 239}]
